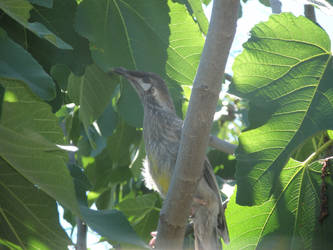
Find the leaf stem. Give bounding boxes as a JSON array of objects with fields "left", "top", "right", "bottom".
[{"left": 303, "top": 139, "right": 333, "bottom": 166}]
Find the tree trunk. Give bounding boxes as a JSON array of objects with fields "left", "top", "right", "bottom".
[{"left": 155, "top": 0, "right": 240, "bottom": 249}]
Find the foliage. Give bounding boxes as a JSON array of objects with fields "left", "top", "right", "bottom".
[{"left": 0, "top": 0, "right": 332, "bottom": 250}]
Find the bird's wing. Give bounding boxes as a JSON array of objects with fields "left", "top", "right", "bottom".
[
  {"left": 171, "top": 114, "right": 229, "bottom": 243},
  {"left": 203, "top": 159, "right": 230, "bottom": 244}
]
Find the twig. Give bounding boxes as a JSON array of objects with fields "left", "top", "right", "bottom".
[
  {"left": 269, "top": 0, "right": 282, "bottom": 14},
  {"left": 304, "top": 4, "right": 317, "bottom": 22},
  {"left": 209, "top": 135, "right": 237, "bottom": 155}
]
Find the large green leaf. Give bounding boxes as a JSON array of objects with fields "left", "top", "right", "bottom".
[
  {"left": 27, "top": 0, "right": 92, "bottom": 75},
  {"left": 188, "top": 0, "right": 209, "bottom": 35},
  {"left": 224, "top": 159, "right": 333, "bottom": 250},
  {"left": 0, "top": 0, "right": 72, "bottom": 49},
  {"left": 74, "top": 0, "right": 204, "bottom": 127},
  {"left": 0, "top": 80, "right": 79, "bottom": 214},
  {"left": 166, "top": 0, "right": 204, "bottom": 85},
  {"left": 0, "top": 28, "right": 56, "bottom": 100},
  {"left": 75, "top": 0, "right": 204, "bottom": 110},
  {"left": 0, "top": 158, "right": 71, "bottom": 250},
  {"left": 230, "top": 13, "right": 333, "bottom": 205},
  {"left": 67, "top": 64, "right": 118, "bottom": 145}
]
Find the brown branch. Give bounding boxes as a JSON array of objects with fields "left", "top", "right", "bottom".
[
  {"left": 155, "top": 0, "right": 240, "bottom": 249},
  {"left": 209, "top": 135, "right": 237, "bottom": 155},
  {"left": 304, "top": 5, "right": 317, "bottom": 22},
  {"left": 76, "top": 218, "right": 87, "bottom": 250},
  {"left": 269, "top": 0, "right": 282, "bottom": 14}
]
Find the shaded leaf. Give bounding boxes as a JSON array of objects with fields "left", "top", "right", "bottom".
[
  {"left": 0, "top": 28, "right": 56, "bottom": 100},
  {"left": 118, "top": 193, "right": 157, "bottom": 218},
  {"left": 67, "top": 64, "right": 118, "bottom": 145},
  {"left": 27, "top": 0, "right": 91, "bottom": 75},
  {"left": 50, "top": 64, "right": 71, "bottom": 90},
  {"left": 0, "top": 0, "right": 72, "bottom": 49},
  {"left": 79, "top": 206, "right": 146, "bottom": 247},
  {"left": 29, "top": 0, "right": 53, "bottom": 8},
  {"left": 133, "top": 209, "right": 159, "bottom": 242},
  {"left": 231, "top": 13, "right": 333, "bottom": 205},
  {"left": 0, "top": 80, "right": 79, "bottom": 214},
  {"left": 259, "top": 0, "right": 270, "bottom": 7},
  {"left": 0, "top": 158, "right": 71, "bottom": 249},
  {"left": 97, "top": 99, "right": 118, "bottom": 137},
  {"left": 117, "top": 79, "right": 143, "bottom": 128}
]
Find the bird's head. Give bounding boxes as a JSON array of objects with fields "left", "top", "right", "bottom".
[{"left": 112, "top": 67, "right": 175, "bottom": 111}]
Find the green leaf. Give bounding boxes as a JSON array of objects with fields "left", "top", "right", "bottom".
[
  {"left": 166, "top": 0, "right": 204, "bottom": 85},
  {"left": 68, "top": 156, "right": 145, "bottom": 247},
  {"left": 118, "top": 193, "right": 157, "bottom": 218},
  {"left": 0, "top": 80, "right": 79, "bottom": 214},
  {"left": 224, "top": 159, "right": 333, "bottom": 250},
  {"left": 75, "top": 0, "right": 204, "bottom": 85},
  {"left": 259, "top": 0, "right": 270, "bottom": 7},
  {"left": 27, "top": 0, "right": 92, "bottom": 75},
  {"left": 133, "top": 209, "right": 159, "bottom": 242},
  {"left": 130, "top": 139, "right": 146, "bottom": 179},
  {"left": 0, "top": 28, "right": 56, "bottom": 100},
  {"left": 67, "top": 64, "right": 118, "bottom": 145},
  {"left": 0, "top": 158, "right": 71, "bottom": 249},
  {"left": 230, "top": 13, "right": 333, "bottom": 205},
  {"left": 117, "top": 79, "right": 143, "bottom": 128},
  {"left": 0, "top": 0, "right": 72, "bottom": 49},
  {"left": 79, "top": 206, "right": 146, "bottom": 247},
  {"left": 188, "top": 0, "right": 209, "bottom": 34},
  {"left": 50, "top": 64, "right": 71, "bottom": 90},
  {"left": 105, "top": 122, "right": 141, "bottom": 167},
  {"left": 96, "top": 99, "right": 118, "bottom": 137},
  {"left": 29, "top": 0, "right": 53, "bottom": 8}
]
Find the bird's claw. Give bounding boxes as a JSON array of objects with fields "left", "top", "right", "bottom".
[{"left": 149, "top": 231, "right": 157, "bottom": 248}]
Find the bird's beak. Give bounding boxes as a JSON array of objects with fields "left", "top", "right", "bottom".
[{"left": 111, "top": 67, "right": 147, "bottom": 99}]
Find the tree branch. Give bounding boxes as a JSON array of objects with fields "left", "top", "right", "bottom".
[
  {"left": 304, "top": 4, "right": 317, "bottom": 22},
  {"left": 269, "top": 0, "right": 282, "bottom": 14},
  {"left": 209, "top": 135, "right": 237, "bottom": 155},
  {"left": 76, "top": 218, "right": 87, "bottom": 250},
  {"left": 155, "top": 0, "right": 240, "bottom": 249}
]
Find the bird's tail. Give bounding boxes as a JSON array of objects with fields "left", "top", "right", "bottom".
[
  {"left": 193, "top": 206, "right": 222, "bottom": 250},
  {"left": 217, "top": 201, "right": 229, "bottom": 244}
]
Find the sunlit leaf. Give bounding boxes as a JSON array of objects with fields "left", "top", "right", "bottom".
[
  {"left": 224, "top": 159, "right": 333, "bottom": 249},
  {"left": 231, "top": 13, "right": 333, "bottom": 205}
]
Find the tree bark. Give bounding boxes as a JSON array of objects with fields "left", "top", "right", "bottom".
[
  {"left": 269, "top": 0, "right": 282, "bottom": 14},
  {"left": 76, "top": 218, "right": 87, "bottom": 250},
  {"left": 209, "top": 135, "right": 237, "bottom": 155},
  {"left": 155, "top": 0, "right": 239, "bottom": 249},
  {"left": 304, "top": 5, "right": 316, "bottom": 22}
]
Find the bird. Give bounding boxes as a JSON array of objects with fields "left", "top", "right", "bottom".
[{"left": 112, "top": 67, "right": 229, "bottom": 250}]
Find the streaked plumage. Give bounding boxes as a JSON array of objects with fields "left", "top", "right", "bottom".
[{"left": 112, "top": 68, "right": 229, "bottom": 250}]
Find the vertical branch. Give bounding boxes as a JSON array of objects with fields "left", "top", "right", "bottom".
[
  {"left": 304, "top": 4, "right": 317, "bottom": 22},
  {"left": 269, "top": 0, "right": 282, "bottom": 13},
  {"left": 76, "top": 218, "right": 88, "bottom": 250},
  {"left": 155, "top": 0, "right": 240, "bottom": 249}
]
